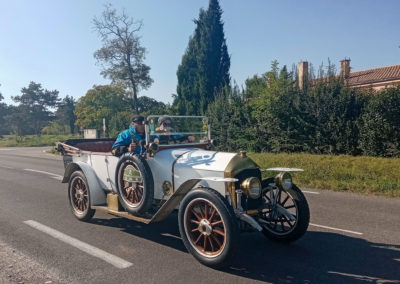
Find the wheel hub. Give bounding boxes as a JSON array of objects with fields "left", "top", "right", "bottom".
[
  {"left": 198, "top": 219, "right": 212, "bottom": 236},
  {"left": 75, "top": 189, "right": 84, "bottom": 200}
]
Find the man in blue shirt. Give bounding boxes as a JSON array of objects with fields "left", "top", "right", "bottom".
[{"left": 112, "top": 115, "right": 145, "bottom": 156}]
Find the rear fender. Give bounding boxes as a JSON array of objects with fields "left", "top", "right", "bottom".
[{"left": 62, "top": 162, "right": 106, "bottom": 206}]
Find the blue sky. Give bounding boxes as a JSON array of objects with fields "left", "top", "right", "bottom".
[{"left": 1, "top": 0, "right": 399, "bottom": 105}]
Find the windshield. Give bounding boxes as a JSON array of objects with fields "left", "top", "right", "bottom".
[{"left": 146, "top": 115, "right": 210, "bottom": 145}]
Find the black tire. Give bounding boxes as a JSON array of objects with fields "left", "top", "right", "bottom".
[
  {"left": 178, "top": 187, "right": 239, "bottom": 269},
  {"left": 115, "top": 153, "right": 154, "bottom": 215},
  {"left": 260, "top": 183, "right": 309, "bottom": 242},
  {"left": 68, "top": 171, "right": 95, "bottom": 221}
]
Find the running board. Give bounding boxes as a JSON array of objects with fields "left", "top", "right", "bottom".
[
  {"left": 91, "top": 205, "right": 152, "bottom": 224},
  {"left": 91, "top": 179, "right": 201, "bottom": 224}
]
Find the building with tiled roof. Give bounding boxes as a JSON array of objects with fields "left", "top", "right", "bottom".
[{"left": 298, "top": 59, "right": 400, "bottom": 91}]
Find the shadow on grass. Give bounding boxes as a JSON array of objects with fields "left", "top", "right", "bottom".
[{"left": 89, "top": 213, "right": 400, "bottom": 284}]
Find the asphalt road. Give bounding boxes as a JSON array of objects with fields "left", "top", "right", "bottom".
[{"left": 0, "top": 147, "right": 399, "bottom": 284}]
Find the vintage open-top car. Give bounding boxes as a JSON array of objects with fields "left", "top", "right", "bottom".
[{"left": 58, "top": 115, "right": 310, "bottom": 269}]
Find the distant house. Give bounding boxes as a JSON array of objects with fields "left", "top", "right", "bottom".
[{"left": 298, "top": 59, "right": 400, "bottom": 91}]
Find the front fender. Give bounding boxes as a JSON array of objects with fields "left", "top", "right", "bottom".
[{"left": 62, "top": 162, "right": 107, "bottom": 206}]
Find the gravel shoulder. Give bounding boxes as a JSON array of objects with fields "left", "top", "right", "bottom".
[{"left": 0, "top": 239, "right": 67, "bottom": 284}]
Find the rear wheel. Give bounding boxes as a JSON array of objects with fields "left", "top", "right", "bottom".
[
  {"left": 68, "top": 171, "right": 95, "bottom": 221},
  {"left": 178, "top": 188, "right": 238, "bottom": 269}
]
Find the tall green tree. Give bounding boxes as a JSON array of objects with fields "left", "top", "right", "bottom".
[
  {"left": 56, "top": 95, "right": 76, "bottom": 134},
  {"left": 12, "top": 82, "right": 60, "bottom": 135},
  {"left": 93, "top": 4, "right": 153, "bottom": 113},
  {"left": 0, "top": 91, "right": 11, "bottom": 135},
  {"left": 175, "top": 0, "right": 230, "bottom": 115}
]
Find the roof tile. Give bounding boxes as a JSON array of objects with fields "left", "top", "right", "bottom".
[{"left": 348, "top": 64, "right": 400, "bottom": 86}]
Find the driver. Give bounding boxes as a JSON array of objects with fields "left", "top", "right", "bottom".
[
  {"left": 154, "top": 116, "right": 195, "bottom": 144},
  {"left": 111, "top": 115, "right": 145, "bottom": 156}
]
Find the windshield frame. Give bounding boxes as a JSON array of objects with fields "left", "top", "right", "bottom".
[{"left": 145, "top": 115, "right": 211, "bottom": 146}]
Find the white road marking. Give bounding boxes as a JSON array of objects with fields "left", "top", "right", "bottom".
[
  {"left": 0, "top": 149, "right": 13, "bottom": 151},
  {"left": 0, "top": 165, "right": 14, "bottom": 169},
  {"left": 24, "top": 168, "right": 63, "bottom": 179},
  {"left": 161, "top": 233, "right": 182, "bottom": 240},
  {"left": 328, "top": 271, "right": 400, "bottom": 283},
  {"left": 310, "top": 223, "right": 363, "bottom": 235},
  {"left": 24, "top": 220, "right": 132, "bottom": 269},
  {"left": 302, "top": 190, "right": 320, "bottom": 194},
  {"left": 52, "top": 176, "right": 63, "bottom": 181}
]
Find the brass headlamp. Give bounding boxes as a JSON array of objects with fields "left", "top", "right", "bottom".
[
  {"left": 241, "top": 177, "right": 261, "bottom": 199},
  {"left": 275, "top": 172, "right": 293, "bottom": 191}
]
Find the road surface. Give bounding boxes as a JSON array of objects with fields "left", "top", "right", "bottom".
[{"left": 0, "top": 147, "right": 399, "bottom": 283}]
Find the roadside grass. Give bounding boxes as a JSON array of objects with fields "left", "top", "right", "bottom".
[
  {"left": 249, "top": 152, "right": 400, "bottom": 197},
  {"left": 0, "top": 134, "right": 82, "bottom": 147}
]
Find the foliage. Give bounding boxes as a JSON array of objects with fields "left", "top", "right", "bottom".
[
  {"left": 74, "top": 85, "right": 130, "bottom": 134},
  {"left": 223, "top": 61, "right": 366, "bottom": 156},
  {"left": 304, "top": 77, "right": 365, "bottom": 155},
  {"left": 108, "top": 110, "right": 132, "bottom": 138},
  {"left": 175, "top": 0, "right": 230, "bottom": 115},
  {"left": 250, "top": 152, "right": 400, "bottom": 197},
  {"left": 42, "top": 121, "right": 70, "bottom": 135},
  {"left": 207, "top": 86, "right": 255, "bottom": 151},
  {"left": 0, "top": 91, "right": 10, "bottom": 135},
  {"left": 93, "top": 4, "right": 153, "bottom": 113},
  {"left": 0, "top": 134, "right": 81, "bottom": 147},
  {"left": 359, "top": 86, "right": 400, "bottom": 157},
  {"left": 55, "top": 95, "right": 76, "bottom": 134},
  {"left": 136, "top": 96, "right": 168, "bottom": 116},
  {"left": 11, "top": 82, "right": 60, "bottom": 136}
]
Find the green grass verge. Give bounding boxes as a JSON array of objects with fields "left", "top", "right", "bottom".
[
  {"left": 0, "top": 134, "right": 82, "bottom": 147},
  {"left": 249, "top": 153, "right": 400, "bottom": 197}
]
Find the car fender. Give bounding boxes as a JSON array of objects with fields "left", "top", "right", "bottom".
[
  {"left": 150, "top": 177, "right": 238, "bottom": 223},
  {"left": 62, "top": 162, "right": 107, "bottom": 206}
]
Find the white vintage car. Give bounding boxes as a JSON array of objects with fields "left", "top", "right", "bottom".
[{"left": 58, "top": 115, "right": 310, "bottom": 269}]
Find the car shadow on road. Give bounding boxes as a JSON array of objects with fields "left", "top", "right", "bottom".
[{"left": 90, "top": 214, "right": 400, "bottom": 284}]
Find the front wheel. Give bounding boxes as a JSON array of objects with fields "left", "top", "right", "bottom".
[
  {"left": 259, "top": 183, "right": 309, "bottom": 242},
  {"left": 178, "top": 188, "right": 239, "bottom": 269}
]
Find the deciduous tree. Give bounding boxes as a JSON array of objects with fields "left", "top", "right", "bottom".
[
  {"left": 12, "top": 82, "right": 60, "bottom": 135},
  {"left": 74, "top": 85, "right": 130, "bottom": 133},
  {"left": 93, "top": 4, "right": 153, "bottom": 113}
]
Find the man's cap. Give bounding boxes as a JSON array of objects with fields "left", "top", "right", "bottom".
[
  {"left": 158, "top": 115, "right": 172, "bottom": 125},
  {"left": 131, "top": 115, "right": 145, "bottom": 124}
]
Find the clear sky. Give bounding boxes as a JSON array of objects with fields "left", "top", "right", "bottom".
[{"left": 1, "top": 0, "right": 399, "bottom": 105}]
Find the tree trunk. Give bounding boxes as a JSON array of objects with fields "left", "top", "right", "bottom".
[{"left": 133, "top": 85, "right": 138, "bottom": 114}]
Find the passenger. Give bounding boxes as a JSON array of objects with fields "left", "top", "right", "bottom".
[
  {"left": 112, "top": 115, "right": 145, "bottom": 156},
  {"left": 154, "top": 116, "right": 195, "bottom": 144}
]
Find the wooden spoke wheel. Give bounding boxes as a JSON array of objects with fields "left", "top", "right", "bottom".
[
  {"left": 178, "top": 188, "right": 238, "bottom": 269},
  {"left": 71, "top": 176, "right": 89, "bottom": 213},
  {"left": 119, "top": 163, "right": 144, "bottom": 207},
  {"left": 185, "top": 198, "right": 226, "bottom": 257},
  {"left": 115, "top": 153, "right": 154, "bottom": 215},
  {"left": 68, "top": 171, "right": 95, "bottom": 221}
]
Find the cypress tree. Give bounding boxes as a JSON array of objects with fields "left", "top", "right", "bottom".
[{"left": 175, "top": 0, "right": 230, "bottom": 115}]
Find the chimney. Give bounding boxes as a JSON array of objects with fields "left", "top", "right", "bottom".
[
  {"left": 298, "top": 61, "right": 308, "bottom": 90},
  {"left": 340, "top": 58, "right": 351, "bottom": 78}
]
